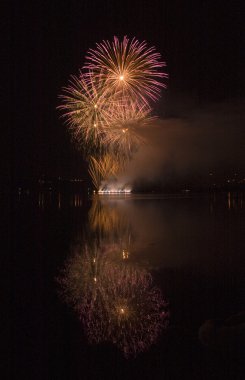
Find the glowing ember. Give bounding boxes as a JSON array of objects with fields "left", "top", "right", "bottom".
[{"left": 98, "top": 188, "right": 131, "bottom": 194}]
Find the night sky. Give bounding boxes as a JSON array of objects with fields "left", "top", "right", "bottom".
[{"left": 7, "top": 0, "right": 244, "bottom": 184}]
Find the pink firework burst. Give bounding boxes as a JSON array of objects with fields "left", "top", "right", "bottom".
[{"left": 84, "top": 36, "right": 168, "bottom": 106}]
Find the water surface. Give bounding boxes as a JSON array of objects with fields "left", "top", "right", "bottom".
[{"left": 6, "top": 192, "right": 245, "bottom": 379}]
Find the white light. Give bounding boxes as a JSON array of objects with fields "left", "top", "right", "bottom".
[
  {"left": 119, "top": 75, "right": 124, "bottom": 81},
  {"left": 98, "top": 189, "right": 131, "bottom": 194}
]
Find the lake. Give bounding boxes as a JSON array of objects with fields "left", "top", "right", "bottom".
[{"left": 5, "top": 192, "right": 245, "bottom": 379}]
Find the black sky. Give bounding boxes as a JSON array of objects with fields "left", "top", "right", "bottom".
[{"left": 6, "top": 0, "right": 244, "bottom": 183}]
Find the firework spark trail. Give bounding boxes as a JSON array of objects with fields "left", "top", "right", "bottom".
[
  {"left": 88, "top": 154, "right": 123, "bottom": 189},
  {"left": 88, "top": 156, "right": 103, "bottom": 190}
]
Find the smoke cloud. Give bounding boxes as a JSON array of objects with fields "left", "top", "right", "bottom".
[{"left": 119, "top": 100, "right": 245, "bottom": 186}]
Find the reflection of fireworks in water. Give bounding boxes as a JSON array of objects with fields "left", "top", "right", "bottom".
[
  {"left": 88, "top": 196, "right": 128, "bottom": 235},
  {"left": 89, "top": 198, "right": 133, "bottom": 261},
  {"left": 59, "top": 243, "right": 169, "bottom": 357}
]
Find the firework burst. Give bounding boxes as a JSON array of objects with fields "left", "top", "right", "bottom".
[
  {"left": 59, "top": 73, "right": 115, "bottom": 150},
  {"left": 104, "top": 102, "right": 155, "bottom": 158},
  {"left": 84, "top": 36, "right": 167, "bottom": 106},
  {"left": 59, "top": 36, "right": 167, "bottom": 190}
]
